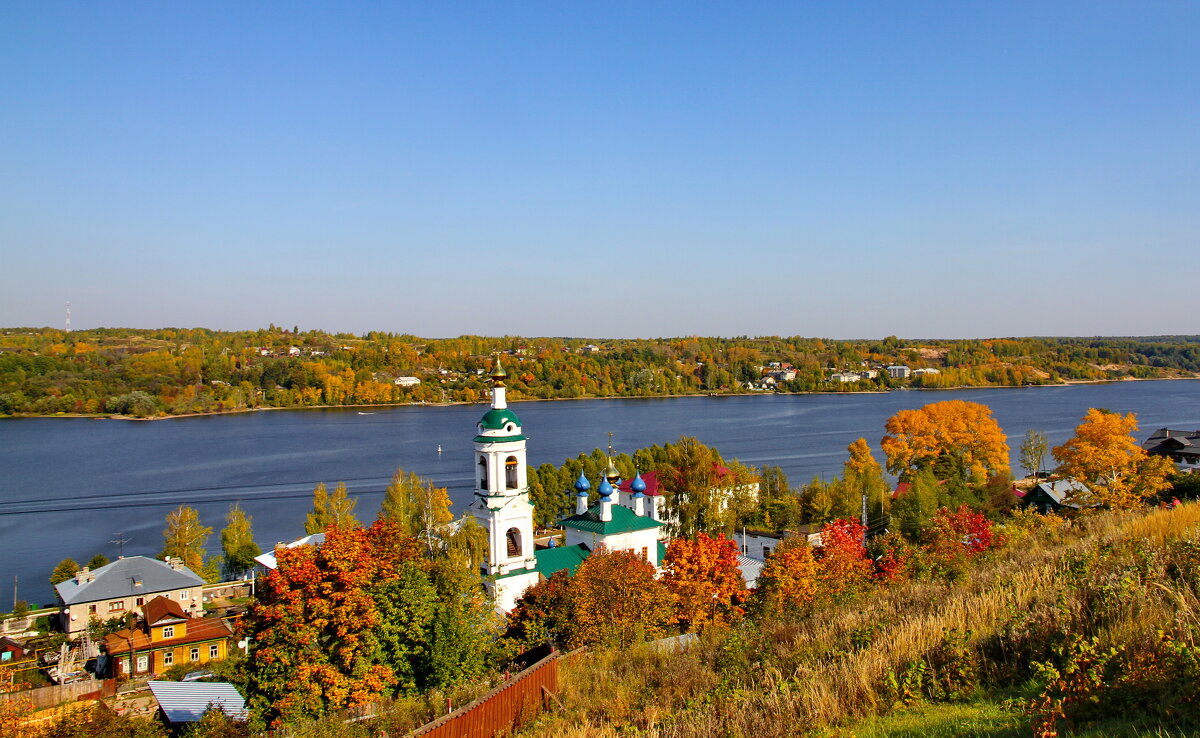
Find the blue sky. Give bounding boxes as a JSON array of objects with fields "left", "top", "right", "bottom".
[{"left": 2, "top": 3, "right": 1196, "bottom": 339}]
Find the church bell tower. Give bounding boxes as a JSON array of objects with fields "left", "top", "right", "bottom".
[{"left": 470, "top": 356, "right": 537, "bottom": 582}]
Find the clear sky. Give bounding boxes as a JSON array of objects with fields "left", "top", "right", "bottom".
[{"left": 2, "top": 2, "right": 1196, "bottom": 339}]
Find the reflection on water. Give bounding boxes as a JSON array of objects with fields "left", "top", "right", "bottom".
[{"left": 2, "top": 380, "right": 1199, "bottom": 604}]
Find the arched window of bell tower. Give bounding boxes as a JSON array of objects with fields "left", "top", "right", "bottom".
[
  {"left": 505, "top": 456, "right": 519, "bottom": 489},
  {"left": 478, "top": 456, "right": 488, "bottom": 490},
  {"left": 505, "top": 527, "right": 522, "bottom": 557}
]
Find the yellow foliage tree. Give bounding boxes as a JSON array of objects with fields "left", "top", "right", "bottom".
[
  {"left": 1053, "top": 408, "right": 1174, "bottom": 510},
  {"left": 754, "top": 537, "right": 820, "bottom": 617},
  {"left": 881, "top": 400, "right": 1009, "bottom": 481}
]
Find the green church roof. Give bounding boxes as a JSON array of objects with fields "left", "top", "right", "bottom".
[
  {"left": 560, "top": 504, "right": 663, "bottom": 535},
  {"left": 480, "top": 408, "right": 522, "bottom": 431},
  {"left": 494, "top": 543, "right": 591, "bottom": 581}
]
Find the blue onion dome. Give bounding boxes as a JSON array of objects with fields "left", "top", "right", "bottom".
[
  {"left": 630, "top": 471, "right": 647, "bottom": 494},
  {"left": 574, "top": 471, "right": 591, "bottom": 493},
  {"left": 598, "top": 479, "right": 614, "bottom": 499}
]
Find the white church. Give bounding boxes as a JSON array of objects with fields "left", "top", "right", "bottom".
[{"left": 468, "top": 358, "right": 666, "bottom": 612}]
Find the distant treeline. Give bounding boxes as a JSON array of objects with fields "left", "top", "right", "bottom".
[{"left": 1, "top": 326, "right": 1199, "bottom": 417}]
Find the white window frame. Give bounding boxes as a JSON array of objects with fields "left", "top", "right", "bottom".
[
  {"left": 136, "top": 655, "right": 148, "bottom": 672},
  {"left": 162, "top": 626, "right": 175, "bottom": 639},
  {"left": 179, "top": 590, "right": 189, "bottom": 600},
  {"left": 163, "top": 651, "right": 174, "bottom": 666},
  {"left": 209, "top": 644, "right": 219, "bottom": 658},
  {"left": 189, "top": 647, "right": 199, "bottom": 661}
]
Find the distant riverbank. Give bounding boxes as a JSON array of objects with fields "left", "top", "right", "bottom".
[{"left": 4, "top": 374, "right": 1199, "bottom": 422}]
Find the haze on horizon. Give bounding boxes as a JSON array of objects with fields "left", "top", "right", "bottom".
[{"left": 2, "top": 3, "right": 1197, "bottom": 340}]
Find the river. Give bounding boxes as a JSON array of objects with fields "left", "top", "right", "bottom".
[{"left": 3, "top": 380, "right": 1199, "bottom": 605}]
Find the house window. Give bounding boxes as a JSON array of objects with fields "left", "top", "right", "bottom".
[
  {"left": 641, "top": 546, "right": 649, "bottom": 561},
  {"left": 162, "top": 626, "right": 175, "bottom": 639},
  {"left": 179, "top": 590, "right": 189, "bottom": 600},
  {"left": 163, "top": 592, "right": 171, "bottom": 599},
  {"left": 478, "top": 456, "right": 489, "bottom": 490},
  {"left": 136, "top": 656, "right": 148, "bottom": 672},
  {"left": 163, "top": 651, "right": 173, "bottom": 667},
  {"left": 209, "top": 644, "right": 219, "bottom": 658},
  {"left": 108, "top": 601, "right": 126, "bottom": 612},
  {"left": 763, "top": 546, "right": 771, "bottom": 558},
  {"left": 88, "top": 605, "right": 96, "bottom": 614},
  {"left": 190, "top": 647, "right": 199, "bottom": 662},
  {"left": 135, "top": 597, "right": 144, "bottom": 606}
]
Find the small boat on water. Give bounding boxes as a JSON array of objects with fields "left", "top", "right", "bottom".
[
  {"left": 358, "top": 411, "right": 375, "bottom": 415},
  {"left": 437, "top": 445, "right": 442, "bottom": 454}
]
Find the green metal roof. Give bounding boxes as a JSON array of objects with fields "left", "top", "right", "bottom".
[
  {"left": 533, "top": 544, "right": 591, "bottom": 578},
  {"left": 493, "top": 544, "right": 591, "bottom": 581},
  {"left": 480, "top": 408, "right": 522, "bottom": 430},
  {"left": 560, "top": 504, "right": 663, "bottom": 535},
  {"left": 473, "top": 434, "right": 528, "bottom": 444}
]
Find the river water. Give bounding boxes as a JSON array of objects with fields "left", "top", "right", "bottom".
[{"left": 3, "top": 380, "right": 1199, "bottom": 605}]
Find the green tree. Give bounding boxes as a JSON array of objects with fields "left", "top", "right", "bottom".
[
  {"left": 892, "top": 469, "right": 939, "bottom": 541},
  {"left": 843, "top": 438, "right": 889, "bottom": 533},
  {"left": 328, "top": 482, "right": 360, "bottom": 529},
  {"left": 50, "top": 558, "right": 80, "bottom": 586},
  {"left": 221, "top": 504, "right": 261, "bottom": 580},
  {"left": 379, "top": 469, "right": 453, "bottom": 554},
  {"left": 160, "top": 505, "right": 212, "bottom": 574},
  {"left": 1020, "top": 429, "right": 1049, "bottom": 480},
  {"left": 87, "top": 554, "right": 110, "bottom": 570},
  {"left": 304, "top": 482, "right": 331, "bottom": 534},
  {"left": 658, "top": 436, "right": 723, "bottom": 536}
]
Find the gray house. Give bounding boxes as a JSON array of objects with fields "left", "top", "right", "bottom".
[
  {"left": 1023, "top": 479, "right": 1092, "bottom": 513},
  {"left": 1142, "top": 428, "right": 1200, "bottom": 468},
  {"left": 55, "top": 556, "right": 205, "bottom": 637}
]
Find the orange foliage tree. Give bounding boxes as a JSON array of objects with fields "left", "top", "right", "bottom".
[
  {"left": 505, "top": 548, "right": 674, "bottom": 650},
  {"left": 753, "top": 537, "right": 820, "bottom": 616},
  {"left": 242, "top": 521, "right": 422, "bottom": 726},
  {"left": 1052, "top": 408, "right": 1175, "bottom": 510},
  {"left": 661, "top": 533, "right": 748, "bottom": 630},
  {"left": 816, "top": 518, "right": 872, "bottom": 600},
  {"left": 881, "top": 400, "right": 1010, "bottom": 481}
]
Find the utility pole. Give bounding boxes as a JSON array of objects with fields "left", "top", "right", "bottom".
[{"left": 861, "top": 492, "right": 868, "bottom": 545}]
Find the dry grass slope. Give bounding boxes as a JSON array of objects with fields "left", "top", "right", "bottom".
[{"left": 516, "top": 503, "right": 1200, "bottom": 737}]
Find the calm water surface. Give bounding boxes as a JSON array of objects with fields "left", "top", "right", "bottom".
[{"left": 3, "top": 380, "right": 1199, "bottom": 604}]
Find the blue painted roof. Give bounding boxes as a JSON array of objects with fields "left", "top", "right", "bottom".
[
  {"left": 631, "top": 472, "right": 647, "bottom": 493},
  {"left": 574, "top": 472, "right": 591, "bottom": 492},
  {"left": 598, "top": 479, "right": 613, "bottom": 498}
]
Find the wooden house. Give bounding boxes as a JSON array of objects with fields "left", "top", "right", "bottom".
[{"left": 102, "top": 596, "right": 233, "bottom": 677}]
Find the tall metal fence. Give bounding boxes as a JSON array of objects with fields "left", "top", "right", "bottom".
[{"left": 410, "top": 650, "right": 560, "bottom": 738}]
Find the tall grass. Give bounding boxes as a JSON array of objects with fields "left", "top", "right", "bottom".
[{"left": 517, "top": 502, "right": 1200, "bottom": 737}]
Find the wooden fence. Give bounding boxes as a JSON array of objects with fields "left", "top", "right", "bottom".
[
  {"left": 0, "top": 677, "right": 116, "bottom": 710},
  {"left": 409, "top": 650, "right": 561, "bottom": 738}
]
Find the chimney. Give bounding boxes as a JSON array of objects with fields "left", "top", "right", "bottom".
[{"left": 75, "top": 567, "right": 91, "bottom": 585}]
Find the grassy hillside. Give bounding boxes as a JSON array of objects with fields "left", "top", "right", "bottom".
[{"left": 517, "top": 503, "right": 1200, "bottom": 737}]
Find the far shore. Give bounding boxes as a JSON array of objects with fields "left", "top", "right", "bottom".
[{"left": 4, "top": 374, "right": 1197, "bottom": 422}]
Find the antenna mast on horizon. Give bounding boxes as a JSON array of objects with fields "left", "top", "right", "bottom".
[
  {"left": 110, "top": 533, "right": 130, "bottom": 558},
  {"left": 65, "top": 302, "right": 71, "bottom": 332}
]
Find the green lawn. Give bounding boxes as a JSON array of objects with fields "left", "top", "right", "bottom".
[{"left": 832, "top": 699, "right": 1191, "bottom": 738}]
